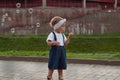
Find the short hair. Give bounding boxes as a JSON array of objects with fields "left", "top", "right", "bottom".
[{"left": 49, "top": 16, "right": 63, "bottom": 28}]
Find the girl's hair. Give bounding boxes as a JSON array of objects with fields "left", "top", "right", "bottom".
[{"left": 49, "top": 16, "right": 63, "bottom": 28}]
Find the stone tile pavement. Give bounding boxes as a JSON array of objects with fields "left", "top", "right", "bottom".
[{"left": 0, "top": 60, "right": 120, "bottom": 80}]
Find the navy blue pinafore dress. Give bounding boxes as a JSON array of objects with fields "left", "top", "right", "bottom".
[{"left": 48, "top": 32, "right": 67, "bottom": 70}]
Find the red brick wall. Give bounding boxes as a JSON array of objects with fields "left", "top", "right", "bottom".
[
  {"left": 0, "top": 0, "right": 42, "bottom": 8},
  {"left": 0, "top": 0, "right": 120, "bottom": 8}
]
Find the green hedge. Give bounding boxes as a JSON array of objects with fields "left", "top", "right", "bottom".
[
  {"left": 0, "top": 34, "right": 120, "bottom": 54},
  {"left": 0, "top": 37, "right": 48, "bottom": 51},
  {"left": 68, "top": 38, "right": 120, "bottom": 53}
]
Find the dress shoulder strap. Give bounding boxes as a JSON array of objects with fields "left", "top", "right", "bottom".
[
  {"left": 62, "top": 33, "right": 65, "bottom": 43},
  {"left": 52, "top": 32, "right": 57, "bottom": 41}
]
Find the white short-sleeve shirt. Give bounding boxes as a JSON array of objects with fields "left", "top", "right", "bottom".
[{"left": 46, "top": 32, "right": 67, "bottom": 46}]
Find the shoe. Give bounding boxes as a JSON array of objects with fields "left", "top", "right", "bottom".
[
  {"left": 47, "top": 76, "right": 52, "bottom": 80},
  {"left": 59, "top": 77, "right": 64, "bottom": 80},
  {"left": 59, "top": 78, "right": 64, "bottom": 80},
  {"left": 47, "top": 77, "right": 51, "bottom": 80}
]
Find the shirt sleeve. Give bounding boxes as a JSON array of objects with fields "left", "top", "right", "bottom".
[{"left": 46, "top": 32, "right": 54, "bottom": 42}]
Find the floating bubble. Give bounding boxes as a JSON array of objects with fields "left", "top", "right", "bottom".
[
  {"left": 36, "top": 22, "right": 40, "bottom": 27},
  {"left": 5, "top": 13, "right": 8, "bottom": 17},
  {"left": 16, "top": 3, "right": 21, "bottom": 8},
  {"left": 28, "top": 8, "right": 33, "bottom": 14},
  {"left": 11, "top": 28, "right": 15, "bottom": 34}
]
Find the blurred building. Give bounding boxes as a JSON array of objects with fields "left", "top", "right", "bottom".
[
  {"left": 0, "top": 0, "right": 120, "bottom": 34},
  {"left": 0, "top": 0, "right": 120, "bottom": 9}
]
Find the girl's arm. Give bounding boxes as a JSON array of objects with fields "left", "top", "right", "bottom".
[
  {"left": 64, "top": 33, "right": 73, "bottom": 46},
  {"left": 47, "top": 40, "right": 60, "bottom": 46}
]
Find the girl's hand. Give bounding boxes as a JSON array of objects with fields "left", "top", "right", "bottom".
[
  {"left": 68, "top": 33, "right": 74, "bottom": 39},
  {"left": 52, "top": 41, "right": 60, "bottom": 46},
  {"left": 64, "top": 33, "right": 74, "bottom": 46},
  {"left": 47, "top": 40, "right": 60, "bottom": 46}
]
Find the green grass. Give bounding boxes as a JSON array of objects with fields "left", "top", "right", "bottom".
[
  {"left": 0, "top": 51, "right": 120, "bottom": 60},
  {"left": 0, "top": 51, "right": 49, "bottom": 57},
  {"left": 0, "top": 32, "right": 120, "bottom": 60},
  {"left": 67, "top": 52, "right": 120, "bottom": 60}
]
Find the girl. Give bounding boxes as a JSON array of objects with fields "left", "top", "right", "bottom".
[{"left": 46, "top": 16, "right": 73, "bottom": 80}]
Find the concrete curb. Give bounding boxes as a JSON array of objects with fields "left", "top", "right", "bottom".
[{"left": 0, "top": 56, "right": 120, "bottom": 66}]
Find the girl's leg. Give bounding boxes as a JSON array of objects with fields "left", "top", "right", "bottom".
[
  {"left": 47, "top": 70, "right": 54, "bottom": 80},
  {"left": 58, "top": 69, "right": 63, "bottom": 76},
  {"left": 58, "top": 69, "right": 63, "bottom": 80}
]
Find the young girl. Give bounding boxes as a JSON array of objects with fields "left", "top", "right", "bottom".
[{"left": 46, "top": 16, "right": 73, "bottom": 80}]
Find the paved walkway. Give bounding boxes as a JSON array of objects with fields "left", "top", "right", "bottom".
[{"left": 0, "top": 60, "right": 120, "bottom": 80}]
